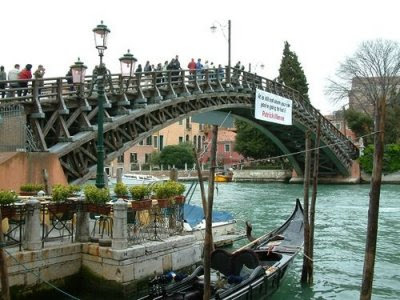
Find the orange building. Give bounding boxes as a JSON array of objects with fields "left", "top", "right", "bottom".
[{"left": 107, "top": 117, "right": 206, "bottom": 175}]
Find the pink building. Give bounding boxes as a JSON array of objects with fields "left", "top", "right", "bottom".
[{"left": 200, "top": 128, "right": 244, "bottom": 169}]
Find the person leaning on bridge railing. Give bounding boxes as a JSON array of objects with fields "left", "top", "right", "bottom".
[
  {"left": 0, "top": 66, "right": 6, "bottom": 98},
  {"left": 33, "top": 65, "right": 45, "bottom": 95},
  {"left": 18, "top": 64, "right": 33, "bottom": 97},
  {"left": 7, "top": 64, "right": 20, "bottom": 97}
]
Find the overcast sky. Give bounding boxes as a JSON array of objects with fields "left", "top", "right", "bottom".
[{"left": 1, "top": 0, "right": 398, "bottom": 114}]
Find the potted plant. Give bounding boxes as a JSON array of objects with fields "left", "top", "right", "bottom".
[
  {"left": 153, "top": 181, "right": 177, "bottom": 208},
  {"left": 0, "top": 190, "right": 18, "bottom": 219},
  {"left": 84, "top": 185, "right": 111, "bottom": 215},
  {"left": 173, "top": 182, "right": 186, "bottom": 204},
  {"left": 19, "top": 183, "right": 45, "bottom": 196},
  {"left": 130, "top": 185, "right": 152, "bottom": 211},
  {"left": 48, "top": 184, "right": 77, "bottom": 220},
  {"left": 114, "top": 182, "right": 129, "bottom": 199}
]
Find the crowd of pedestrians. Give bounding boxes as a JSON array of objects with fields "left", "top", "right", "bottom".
[
  {"left": 0, "top": 63, "right": 45, "bottom": 98},
  {"left": 0, "top": 57, "right": 253, "bottom": 99}
]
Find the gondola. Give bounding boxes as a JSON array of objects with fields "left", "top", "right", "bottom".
[{"left": 141, "top": 199, "right": 304, "bottom": 300}]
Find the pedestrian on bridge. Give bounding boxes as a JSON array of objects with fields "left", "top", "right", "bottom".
[
  {"left": 0, "top": 66, "right": 6, "bottom": 98},
  {"left": 188, "top": 58, "right": 196, "bottom": 80},
  {"left": 196, "top": 58, "right": 203, "bottom": 80},
  {"left": 33, "top": 65, "right": 45, "bottom": 95},
  {"left": 162, "top": 60, "right": 168, "bottom": 83},
  {"left": 7, "top": 64, "right": 20, "bottom": 97},
  {"left": 143, "top": 61, "right": 152, "bottom": 86},
  {"left": 18, "top": 64, "right": 32, "bottom": 97},
  {"left": 217, "top": 64, "right": 224, "bottom": 81},
  {"left": 172, "top": 55, "right": 181, "bottom": 83}
]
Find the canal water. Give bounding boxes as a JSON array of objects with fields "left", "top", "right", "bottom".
[
  {"left": 75, "top": 182, "right": 399, "bottom": 299},
  {"left": 186, "top": 182, "right": 399, "bottom": 300}
]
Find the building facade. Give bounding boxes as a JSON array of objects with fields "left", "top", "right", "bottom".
[
  {"left": 107, "top": 117, "right": 207, "bottom": 175},
  {"left": 200, "top": 128, "right": 244, "bottom": 169}
]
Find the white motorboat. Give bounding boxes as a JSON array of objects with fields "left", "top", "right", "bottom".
[{"left": 109, "top": 173, "right": 165, "bottom": 186}]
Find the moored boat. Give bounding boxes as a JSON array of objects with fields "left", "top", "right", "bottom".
[
  {"left": 109, "top": 173, "right": 165, "bottom": 186},
  {"left": 214, "top": 173, "right": 232, "bottom": 182},
  {"left": 141, "top": 199, "right": 304, "bottom": 299},
  {"left": 183, "top": 204, "right": 237, "bottom": 241}
]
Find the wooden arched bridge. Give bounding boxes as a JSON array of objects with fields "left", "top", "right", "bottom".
[{"left": 0, "top": 67, "right": 358, "bottom": 183}]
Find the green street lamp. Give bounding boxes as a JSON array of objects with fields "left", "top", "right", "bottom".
[
  {"left": 70, "top": 58, "right": 87, "bottom": 84},
  {"left": 93, "top": 20, "right": 110, "bottom": 188},
  {"left": 119, "top": 49, "right": 137, "bottom": 77}
]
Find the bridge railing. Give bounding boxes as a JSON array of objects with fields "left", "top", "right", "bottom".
[{"left": 0, "top": 67, "right": 357, "bottom": 156}]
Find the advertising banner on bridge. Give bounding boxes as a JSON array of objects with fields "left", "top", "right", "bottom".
[{"left": 254, "top": 89, "right": 292, "bottom": 125}]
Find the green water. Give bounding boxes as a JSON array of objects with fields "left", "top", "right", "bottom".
[
  {"left": 186, "top": 182, "right": 399, "bottom": 300},
  {"left": 74, "top": 182, "right": 399, "bottom": 299}
]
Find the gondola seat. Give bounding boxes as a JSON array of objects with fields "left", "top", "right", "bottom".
[
  {"left": 231, "top": 249, "right": 260, "bottom": 276},
  {"left": 210, "top": 249, "right": 232, "bottom": 277},
  {"left": 210, "top": 249, "right": 260, "bottom": 277}
]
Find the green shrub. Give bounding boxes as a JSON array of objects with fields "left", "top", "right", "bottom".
[
  {"left": 360, "top": 143, "right": 400, "bottom": 174},
  {"left": 114, "top": 182, "right": 128, "bottom": 197},
  {"left": 84, "top": 185, "right": 110, "bottom": 204},
  {"left": 130, "top": 185, "right": 151, "bottom": 200},
  {"left": 0, "top": 190, "right": 18, "bottom": 205},
  {"left": 153, "top": 181, "right": 184, "bottom": 199},
  {"left": 51, "top": 184, "right": 80, "bottom": 202},
  {"left": 173, "top": 182, "right": 185, "bottom": 196},
  {"left": 20, "top": 183, "right": 45, "bottom": 192}
]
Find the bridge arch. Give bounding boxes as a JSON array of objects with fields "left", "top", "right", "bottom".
[{"left": 0, "top": 67, "right": 358, "bottom": 183}]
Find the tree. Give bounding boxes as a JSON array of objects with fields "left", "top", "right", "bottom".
[
  {"left": 278, "top": 41, "right": 310, "bottom": 101},
  {"left": 234, "top": 120, "right": 281, "bottom": 160},
  {"left": 327, "top": 39, "right": 400, "bottom": 300},
  {"left": 159, "top": 143, "right": 194, "bottom": 169},
  {"left": 344, "top": 109, "right": 374, "bottom": 144}
]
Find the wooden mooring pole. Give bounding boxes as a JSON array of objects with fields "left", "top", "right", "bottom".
[
  {"left": 203, "top": 125, "right": 218, "bottom": 300},
  {"left": 0, "top": 208, "right": 11, "bottom": 300},
  {"left": 301, "top": 130, "right": 312, "bottom": 283},
  {"left": 360, "top": 96, "right": 386, "bottom": 300},
  {"left": 192, "top": 148, "right": 208, "bottom": 219},
  {"left": 309, "top": 118, "right": 321, "bottom": 284}
]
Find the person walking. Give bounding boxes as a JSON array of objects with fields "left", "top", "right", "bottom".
[
  {"left": 0, "top": 66, "right": 7, "bottom": 98},
  {"left": 162, "top": 60, "right": 169, "bottom": 83},
  {"left": 209, "top": 62, "right": 215, "bottom": 80},
  {"left": 7, "top": 64, "right": 20, "bottom": 97},
  {"left": 155, "top": 63, "right": 163, "bottom": 84},
  {"left": 172, "top": 55, "right": 181, "bottom": 83},
  {"left": 33, "top": 65, "right": 46, "bottom": 95},
  {"left": 196, "top": 58, "right": 203, "bottom": 80},
  {"left": 18, "top": 64, "right": 33, "bottom": 97},
  {"left": 217, "top": 64, "right": 224, "bottom": 81},
  {"left": 66, "top": 68, "right": 74, "bottom": 91},
  {"left": 188, "top": 58, "right": 196, "bottom": 80},
  {"left": 143, "top": 61, "right": 152, "bottom": 86},
  {"left": 135, "top": 64, "right": 143, "bottom": 84}
]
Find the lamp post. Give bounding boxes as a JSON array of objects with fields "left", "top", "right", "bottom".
[
  {"left": 93, "top": 20, "right": 110, "bottom": 188},
  {"left": 119, "top": 49, "right": 137, "bottom": 77},
  {"left": 210, "top": 20, "right": 231, "bottom": 86},
  {"left": 70, "top": 58, "right": 88, "bottom": 84}
]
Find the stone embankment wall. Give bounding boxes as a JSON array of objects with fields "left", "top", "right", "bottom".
[
  {"left": 232, "top": 169, "right": 292, "bottom": 182},
  {"left": 5, "top": 237, "right": 202, "bottom": 298},
  {"left": 361, "top": 171, "right": 400, "bottom": 184}
]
